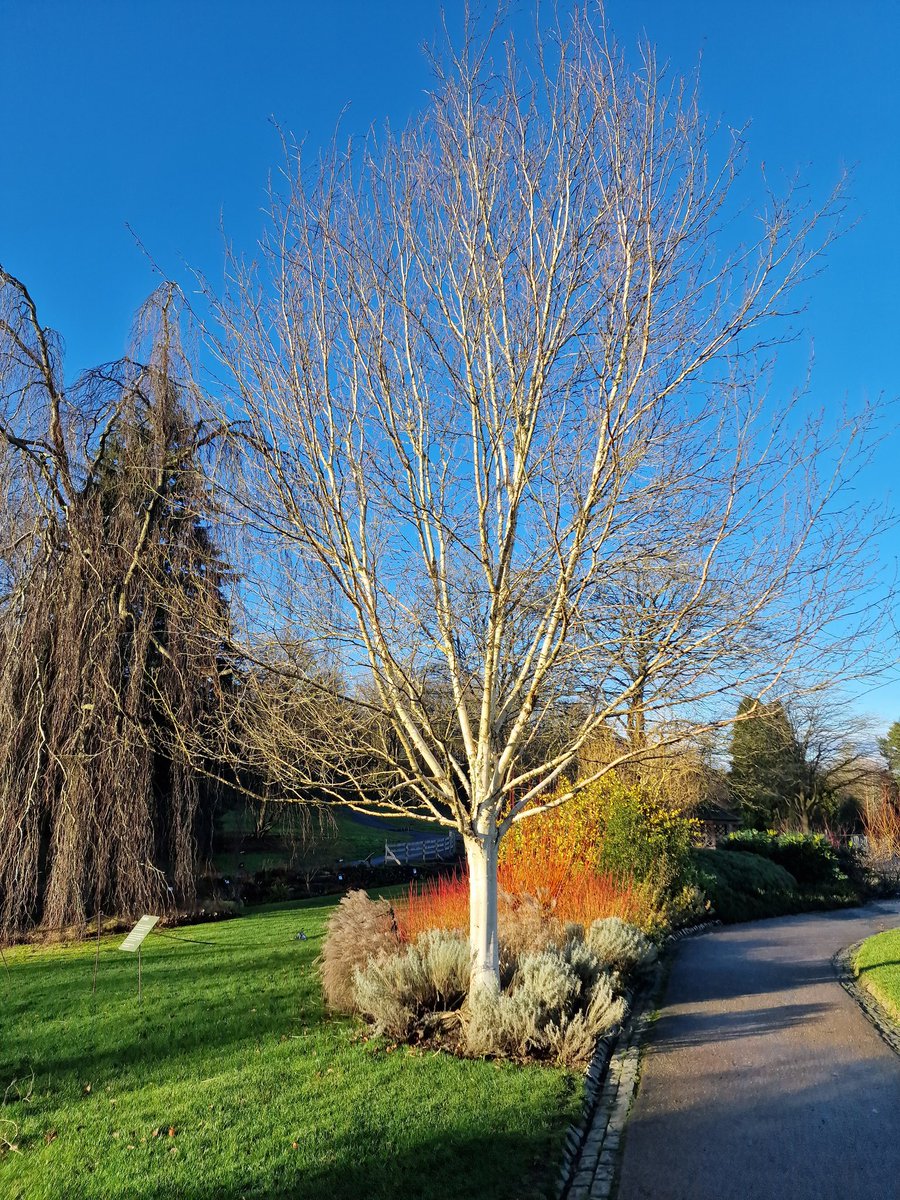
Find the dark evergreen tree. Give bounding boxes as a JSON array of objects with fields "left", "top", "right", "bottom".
[
  {"left": 728, "top": 697, "right": 804, "bottom": 828},
  {"left": 878, "top": 721, "right": 900, "bottom": 789}
]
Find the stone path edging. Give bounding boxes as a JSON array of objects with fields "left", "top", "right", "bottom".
[
  {"left": 556, "top": 921, "right": 720, "bottom": 1200},
  {"left": 833, "top": 939, "right": 900, "bottom": 1058}
]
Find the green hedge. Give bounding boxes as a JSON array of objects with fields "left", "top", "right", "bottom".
[
  {"left": 720, "top": 830, "right": 844, "bottom": 887},
  {"left": 694, "top": 848, "right": 799, "bottom": 922},
  {"left": 694, "top": 847, "right": 860, "bottom": 923}
]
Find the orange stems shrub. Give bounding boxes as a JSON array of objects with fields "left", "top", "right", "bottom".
[
  {"left": 396, "top": 861, "right": 657, "bottom": 940},
  {"left": 397, "top": 871, "right": 470, "bottom": 940},
  {"left": 396, "top": 780, "right": 669, "bottom": 940},
  {"left": 500, "top": 858, "right": 656, "bottom": 928}
]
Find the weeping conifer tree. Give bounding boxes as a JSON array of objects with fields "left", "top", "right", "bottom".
[{"left": 0, "top": 268, "right": 232, "bottom": 937}]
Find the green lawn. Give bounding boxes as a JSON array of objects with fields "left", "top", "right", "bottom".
[
  {"left": 214, "top": 808, "right": 444, "bottom": 873},
  {"left": 0, "top": 896, "right": 579, "bottom": 1200},
  {"left": 854, "top": 929, "right": 900, "bottom": 1020}
]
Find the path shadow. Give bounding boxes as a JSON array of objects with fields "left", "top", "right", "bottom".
[
  {"left": 674, "top": 947, "right": 838, "bottom": 1005},
  {"left": 653, "top": 1000, "right": 830, "bottom": 1048},
  {"left": 619, "top": 1053, "right": 900, "bottom": 1200}
]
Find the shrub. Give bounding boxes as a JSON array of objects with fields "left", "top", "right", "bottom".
[
  {"left": 597, "top": 779, "right": 698, "bottom": 887},
  {"left": 516, "top": 948, "right": 582, "bottom": 1016},
  {"left": 353, "top": 951, "right": 422, "bottom": 1038},
  {"left": 462, "top": 941, "right": 626, "bottom": 1069},
  {"left": 346, "top": 915, "right": 644, "bottom": 1069},
  {"left": 499, "top": 858, "right": 659, "bottom": 930},
  {"left": 319, "top": 889, "right": 400, "bottom": 1012},
  {"left": 721, "top": 831, "right": 845, "bottom": 886},
  {"left": 500, "top": 778, "right": 612, "bottom": 871},
  {"left": 396, "top": 860, "right": 659, "bottom": 943},
  {"left": 353, "top": 929, "right": 470, "bottom": 1037},
  {"left": 693, "top": 848, "right": 798, "bottom": 923},
  {"left": 586, "top": 917, "right": 657, "bottom": 975},
  {"left": 416, "top": 928, "right": 471, "bottom": 1006},
  {"left": 397, "top": 872, "right": 469, "bottom": 939},
  {"left": 696, "top": 846, "right": 861, "bottom": 921},
  {"left": 564, "top": 935, "right": 605, "bottom": 992},
  {"left": 544, "top": 973, "right": 627, "bottom": 1070},
  {"left": 655, "top": 882, "right": 711, "bottom": 931}
]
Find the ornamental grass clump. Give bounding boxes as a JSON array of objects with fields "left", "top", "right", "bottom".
[
  {"left": 319, "top": 889, "right": 401, "bottom": 1012},
  {"left": 498, "top": 893, "right": 568, "bottom": 958}
]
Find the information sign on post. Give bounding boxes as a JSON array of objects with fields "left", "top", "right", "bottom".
[
  {"left": 120, "top": 915, "right": 159, "bottom": 1002},
  {"left": 120, "top": 915, "right": 159, "bottom": 952}
]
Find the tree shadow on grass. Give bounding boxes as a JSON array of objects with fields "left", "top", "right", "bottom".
[
  {"left": 101, "top": 1130, "right": 560, "bottom": 1200},
  {"left": 1, "top": 941, "right": 331, "bottom": 1082}
]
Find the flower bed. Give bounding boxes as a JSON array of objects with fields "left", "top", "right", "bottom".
[{"left": 319, "top": 889, "right": 657, "bottom": 1070}]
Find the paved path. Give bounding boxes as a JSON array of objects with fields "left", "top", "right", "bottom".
[{"left": 616, "top": 902, "right": 900, "bottom": 1200}]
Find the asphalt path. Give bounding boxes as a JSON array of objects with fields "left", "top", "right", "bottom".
[{"left": 616, "top": 901, "right": 900, "bottom": 1200}]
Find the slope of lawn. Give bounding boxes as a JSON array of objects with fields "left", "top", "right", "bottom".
[
  {"left": 854, "top": 928, "right": 900, "bottom": 1020},
  {"left": 0, "top": 896, "right": 580, "bottom": 1200},
  {"left": 214, "top": 807, "right": 445, "bottom": 873}
]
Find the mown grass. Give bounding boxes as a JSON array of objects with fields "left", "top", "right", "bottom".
[
  {"left": 214, "top": 808, "right": 444, "bottom": 873},
  {"left": 854, "top": 929, "right": 900, "bottom": 1021},
  {"left": 0, "top": 896, "right": 579, "bottom": 1200}
]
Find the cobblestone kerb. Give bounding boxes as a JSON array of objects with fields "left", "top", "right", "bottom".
[
  {"left": 833, "top": 939, "right": 900, "bottom": 1058},
  {"left": 556, "top": 921, "right": 719, "bottom": 1200}
]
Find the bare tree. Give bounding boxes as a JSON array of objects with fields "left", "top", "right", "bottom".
[
  {"left": 784, "top": 697, "right": 879, "bottom": 832},
  {"left": 210, "top": 10, "right": 887, "bottom": 993}
]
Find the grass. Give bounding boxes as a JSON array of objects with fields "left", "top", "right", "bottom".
[
  {"left": 854, "top": 929, "right": 900, "bottom": 1021},
  {"left": 214, "top": 808, "right": 444, "bottom": 873},
  {"left": 0, "top": 895, "right": 580, "bottom": 1200}
]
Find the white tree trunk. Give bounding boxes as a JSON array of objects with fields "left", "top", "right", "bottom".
[{"left": 466, "top": 833, "right": 500, "bottom": 996}]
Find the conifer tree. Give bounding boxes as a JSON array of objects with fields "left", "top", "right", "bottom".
[{"left": 728, "top": 698, "right": 804, "bottom": 827}]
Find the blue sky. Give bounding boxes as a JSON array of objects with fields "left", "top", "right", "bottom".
[{"left": 1, "top": 1, "right": 898, "bottom": 723}]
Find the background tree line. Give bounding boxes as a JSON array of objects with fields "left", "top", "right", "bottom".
[{"left": 728, "top": 697, "right": 900, "bottom": 833}]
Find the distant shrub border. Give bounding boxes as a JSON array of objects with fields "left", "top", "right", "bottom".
[
  {"left": 693, "top": 848, "right": 799, "bottom": 923},
  {"left": 720, "top": 831, "right": 846, "bottom": 887},
  {"left": 694, "top": 843, "right": 861, "bottom": 924}
]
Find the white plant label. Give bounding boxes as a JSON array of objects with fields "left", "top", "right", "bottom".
[{"left": 119, "top": 915, "right": 160, "bottom": 952}]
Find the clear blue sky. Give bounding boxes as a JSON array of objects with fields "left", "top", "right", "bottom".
[{"left": 1, "top": 1, "right": 898, "bottom": 722}]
